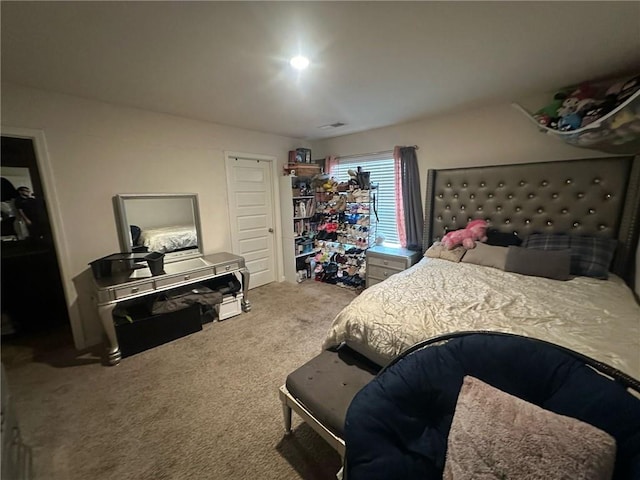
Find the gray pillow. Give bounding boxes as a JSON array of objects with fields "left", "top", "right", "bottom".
[
  {"left": 424, "top": 243, "right": 467, "bottom": 262},
  {"left": 505, "top": 246, "right": 571, "bottom": 281},
  {"left": 521, "top": 233, "right": 617, "bottom": 279},
  {"left": 460, "top": 243, "right": 508, "bottom": 270},
  {"left": 444, "top": 376, "right": 617, "bottom": 480}
]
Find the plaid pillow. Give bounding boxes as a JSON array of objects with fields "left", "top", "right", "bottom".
[
  {"left": 568, "top": 235, "right": 617, "bottom": 280},
  {"left": 521, "top": 233, "right": 570, "bottom": 251},
  {"left": 522, "top": 233, "right": 617, "bottom": 279}
]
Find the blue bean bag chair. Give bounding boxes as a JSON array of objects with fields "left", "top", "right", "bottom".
[{"left": 344, "top": 332, "right": 640, "bottom": 479}]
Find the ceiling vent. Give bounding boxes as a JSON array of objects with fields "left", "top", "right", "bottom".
[{"left": 318, "top": 122, "right": 346, "bottom": 130}]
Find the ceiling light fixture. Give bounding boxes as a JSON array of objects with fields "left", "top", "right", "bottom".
[{"left": 290, "top": 55, "right": 310, "bottom": 70}]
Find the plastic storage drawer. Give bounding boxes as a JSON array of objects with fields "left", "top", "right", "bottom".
[{"left": 218, "top": 293, "right": 243, "bottom": 320}]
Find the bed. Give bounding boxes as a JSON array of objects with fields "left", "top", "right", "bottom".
[
  {"left": 137, "top": 225, "right": 197, "bottom": 253},
  {"left": 323, "top": 155, "right": 640, "bottom": 379},
  {"left": 280, "top": 155, "right": 640, "bottom": 467}
]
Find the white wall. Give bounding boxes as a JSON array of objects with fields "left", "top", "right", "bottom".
[
  {"left": 1, "top": 83, "right": 302, "bottom": 348},
  {"left": 315, "top": 103, "right": 638, "bottom": 293},
  {"left": 315, "top": 101, "right": 606, "bottom": 172}
]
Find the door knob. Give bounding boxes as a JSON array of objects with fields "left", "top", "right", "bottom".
[{"left": 268, "top": 228, "right": 274, "bottom": 233}]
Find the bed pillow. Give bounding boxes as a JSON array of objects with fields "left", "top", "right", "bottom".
[
  {"left": 522, "top": 233, "right": 617, "bottom": 279},
  {"left": 424, "top": 243, "right": 467, "bottom": 262},
  {"left": 505, "top": 246, "right": 571, "bottom": 280},
  {"left": 485, "top": 228, "right": 522, "bottom": 247},
  {"left": 460, "top": 243, "right": 508, "bottom": 270},
  {"left": 569, "top": 235, "right": 617, "bottom": 280},
  {"left": 443, "top": 376, "right": 616, "bottom": 480},
  {"left": 521, "top": 232, "right": 570, "bottom": 251}
]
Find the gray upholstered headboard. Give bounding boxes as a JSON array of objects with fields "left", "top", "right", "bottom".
[{"left": 423, "top": 156, "right": 640, "bottom": 284}]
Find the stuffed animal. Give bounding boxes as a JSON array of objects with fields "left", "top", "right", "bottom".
[
  {"left": 615, "top": 76, "right": 640, "bottom": 106},
  {"left": 609, "top": 109, "right": 640, "bottom": 145},
  {"left": 347, "top": 169, "right": 360, "bottom": 187},
  {"left": 533, "top": 91, "right": 568, "bottom": 126},
  {"left": 558, "top": 113, "right": 583, "bottom": 131},
  {"left": 321, "top": 177, "right": 338, "bottom": 192},
  {"left": 441, "top": 219, "right": 488, "bottom": 250},
  {"left": 556, "top": 96, "right": 581, "bottom": 118},
  {"left": 580, "top": 95, "right": 617, "bottom": 127},
  {"left": 311, "top": 173, "right": 330, "bottom": 189},
  {"left": 555, "top": 84, "right": 599, "bottom": 127}
]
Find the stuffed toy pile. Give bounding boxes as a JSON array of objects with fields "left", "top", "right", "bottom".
[
  {"left": 441, "top": 219, "right": 488, "bottom": 250},
  {"left": 533, "top": 75, "right": 640, "bottom": 132}
]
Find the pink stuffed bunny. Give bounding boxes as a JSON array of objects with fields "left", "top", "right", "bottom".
[{"left": 441, "top": 219, "right": 488, "bottom": 250}]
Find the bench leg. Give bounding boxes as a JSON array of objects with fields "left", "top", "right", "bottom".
[{"left": 282, "top": 402, "right": 292, "bottom": 434}]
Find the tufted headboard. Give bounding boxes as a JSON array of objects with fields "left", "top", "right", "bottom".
[{"left": 423, "top": 156, "right": 640, "bottom": 284}]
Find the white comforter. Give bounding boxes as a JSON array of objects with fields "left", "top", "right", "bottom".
[
  {"left": 323, "top": 258, "right": 640, "bottom": 379},
  {"left": 138, "top": 225, "right": 197, "bottom": 253}
]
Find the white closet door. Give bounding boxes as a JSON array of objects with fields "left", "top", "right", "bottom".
[{"left": 225, "top": 156, "right": 276, "bottom": 288}]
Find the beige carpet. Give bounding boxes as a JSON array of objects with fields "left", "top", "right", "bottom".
[{"left": 1, "top": 280, "right": 359, "bottom": 480}]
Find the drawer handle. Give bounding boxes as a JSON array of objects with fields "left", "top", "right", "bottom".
[
  {"left": 184, "top": 275, "right": 191, "bottom": 280},
  {"left": 383, "top": 260, "right": 388, "bottom": 265},
  {"left": 225, "top": 265, "right": 230, "bottom": 271},
  {"left": 383, "top": 271, "right": 388, "bottom": 277},
  {"left": 131, "top": 287, "right": 139, "bottom": 293}
]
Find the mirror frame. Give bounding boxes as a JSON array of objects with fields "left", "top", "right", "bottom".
[{"left": 114, "top": 193, "right": 203, "bottom": 264}]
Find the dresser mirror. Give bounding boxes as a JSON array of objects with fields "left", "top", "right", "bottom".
[{"left": 114, "top": 193, "right": 203, "bottom": 264}]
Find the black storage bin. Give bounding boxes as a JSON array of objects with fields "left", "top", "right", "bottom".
[
  {"left": 201, "top": 273, "right": 242, "bottom": 295},
  {"left": 115, "top": 303, "right": 202, "bottom": 358}
]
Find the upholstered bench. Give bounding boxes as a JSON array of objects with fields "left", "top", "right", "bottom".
[{"left": 279, "top": 345, "right": 380, "bottom": 457}]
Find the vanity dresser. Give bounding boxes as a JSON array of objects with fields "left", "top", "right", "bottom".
[{"left": 93, "top": 252, "right": 250, "bottom": 365}]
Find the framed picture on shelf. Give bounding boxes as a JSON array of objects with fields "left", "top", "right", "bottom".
[{"left": 296, "top": 148, "right": 312, "bottom": 163}]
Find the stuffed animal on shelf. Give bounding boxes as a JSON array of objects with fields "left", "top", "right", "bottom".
[{"left": 441, "top": 219, "right": 488, "bottom": 250}]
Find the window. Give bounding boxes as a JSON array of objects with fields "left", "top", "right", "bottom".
[{"left": 329, "top": 154, "right": 400, "bottom": 246}]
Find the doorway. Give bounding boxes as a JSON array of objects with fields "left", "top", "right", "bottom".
[
  {"left": 225, "top": 153, "right": 279, "bottom": 288},
  {"left": 1, "top": 136, "right": 70, "bottom": 348}
]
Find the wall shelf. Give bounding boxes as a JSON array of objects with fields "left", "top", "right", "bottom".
[
  {"left": 283, "top": 164, "right": 321, "bottom": 178},
  {"left": 280, "top": 176, "right": 319, "bottom": 283}
]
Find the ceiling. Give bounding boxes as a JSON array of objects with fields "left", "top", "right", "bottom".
[{"left": 2, "top": 2, "right": 639, "bottom": 140}]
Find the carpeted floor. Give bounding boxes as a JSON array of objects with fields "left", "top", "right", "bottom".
[{"left": 1, "top": 280, "right": 359, "bottom": 480}]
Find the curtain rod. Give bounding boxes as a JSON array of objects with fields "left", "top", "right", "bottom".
[{"left": 335, "top": 145, "right": 419, "bottom": 160}]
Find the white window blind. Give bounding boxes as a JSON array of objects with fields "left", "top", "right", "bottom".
[{"left": 329, "top": 154, "right": 400, "bottom": 246}]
